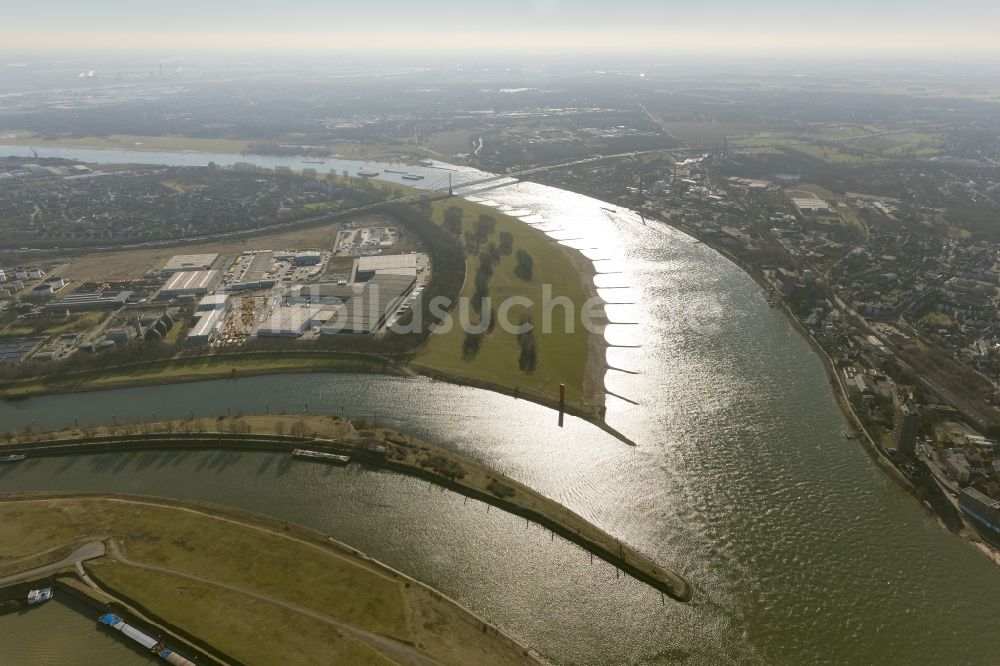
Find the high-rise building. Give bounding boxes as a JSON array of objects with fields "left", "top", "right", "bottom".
[{"left": 893, "top": 402, "right": 921, "bottom": 455}]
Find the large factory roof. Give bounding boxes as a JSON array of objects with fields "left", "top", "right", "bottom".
[
  {"left": 791, "top": 197, "right": 833, "bottom": 215},
  {"left": 242, "top": 252, "right": 274, "bottom": 282},
  {"left": 187, "top": 308, "right": 227, "bottom": 344},
  {"left": 354, "top": 253, "right": 419, "bottom": 278},
  {"left": 162, "top": 253, "right": 219, "bottom": 274},
  {"left": 161, "top": 270, "right": 221, "bottom": 295},
  {"left": 197, "top": 294, "right": 230, "bottom": 311},
  {"left": 44, "top": 290, "right": 132, "bottom": 312},
  {"left": 257, "top": 305, "right": 325, "bottom": 337},
  {"left": 320, "top": 274, "right": 415, "bottom": 334}
]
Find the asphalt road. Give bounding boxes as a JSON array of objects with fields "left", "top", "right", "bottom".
[{"left": 0, "top": 540, "right": 106, "bottom": 587}]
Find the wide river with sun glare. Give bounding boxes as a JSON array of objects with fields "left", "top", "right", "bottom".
[{"left": 1, "top": 145, "right": 999, "bottom": 665}]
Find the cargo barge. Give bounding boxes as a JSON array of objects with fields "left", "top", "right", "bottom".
[
  {"left": 291, "top": 448, "right": 351, "bottom": 465},
  {"left": 99, "top": 613, "right": 196, "bottom": 666}
]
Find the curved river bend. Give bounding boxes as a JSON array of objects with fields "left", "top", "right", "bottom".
[{"left": 1, "top": 145, "right": 1000, "bottom": 665}]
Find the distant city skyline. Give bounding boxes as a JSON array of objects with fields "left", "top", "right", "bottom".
[{"left": 4, "top": 0, "right": 1000, "bottom": 56}]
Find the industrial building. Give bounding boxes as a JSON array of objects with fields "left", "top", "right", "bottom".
[
  {"left": 228, "top": 251, "right": 277, "bottom": 291},
  {"left": 107, "top": 323, "right": 141, "bottom": 343},
  {"left": 185, "top": 295, "right": 232, "bottom": 345},
  {"left": 257, "top": 305, "right": 327, "bottom": 337},
  {"left": 353, "top": 253, "right": 422, "bottom": 280},
  {"left": 161, "top": 253, "right": 219, "bottom": 274},
  {"left": 31, "top": 335, "right": 77, "bottom": 362},
  {"left": 292, "top": 251, "right": 322, "bottom": 267},
  {"left": 159, "top": 270, "right": 221, "bottom": 298},
  {"left": 318, "top": 274, "right": 417, "bottom": 334},
  {"left": 273, "top": 250, "right": 323, "bottom": 267},
  {"left": 791, "top": 197, "right": 834, "bottom": 217},
  {"left": 960, "top": 487, "right": 1000, "bottom": 543},
  {"left": 196, "top": 294, "right": 231, "bottom": 312},
  {"left": 187, "top": 308, "right": 226, "bottom": 345},
  {"left": 945, "top": 449, "right": 972, "bottom": 484},
  {"left": 0, "top": 337, "right": 45, "bottom": 364},
  {"left": 44, "top": 290, "right": 132, "bottom": 313}
]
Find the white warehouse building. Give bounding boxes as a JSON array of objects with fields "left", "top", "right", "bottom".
[{"left": 257, "top": 305, "right": 327, "bottom": 337}]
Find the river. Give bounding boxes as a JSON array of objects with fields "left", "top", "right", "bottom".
[
  {"left": 0, "top": 594, "right": 157, "bottom": 665},
  {"left": 1, "top": 145, "right": 1000, "bottom": 665}
]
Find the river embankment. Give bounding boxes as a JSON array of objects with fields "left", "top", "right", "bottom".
[{"left": 0, "top": 414, "right": 690, "bottom": 602}]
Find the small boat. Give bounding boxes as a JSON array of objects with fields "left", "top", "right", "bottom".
[
  {"left": 384, "top": 169, "right": 406, "bottom": 174},
  {"left": 357, "top": 170, "right": 380, "bottom": 178},
  {"left": 27, "top": 588, "right": 53, "bottom": 605},
  {"left": 292, "top": 449, "right": 351, "bottom": 465},
  {"left": 302, "top": 160, "right": 326, "bottom": 164},
  {"left": 0, "top": 454, "right": 25, "bottom": 463},
  {"left": 402, "top": 174, "right": 425, "bottom": 181}
]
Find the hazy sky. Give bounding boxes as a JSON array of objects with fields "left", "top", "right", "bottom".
[{"left": 6, "top": 0, "right": 1000, "bottom": 56}]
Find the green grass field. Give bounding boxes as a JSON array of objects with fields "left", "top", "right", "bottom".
[
  {"left": 948, "top": 225, "right": 974, "bottom": 240},
  {"left": 839, "top": 131, "right": 943, "bottom": 157},
  {"left": 0, "top": 131, "right": 430, "bottom": 161},
  {"left": 786, "top": 143, "right": 889, "bottom": 165},
  {"left": 784, "top": 183, "right": 837, "bottom": 200},
  {"left": 0, "top": 353, "right": 392, "bottom": 398},
  {"left": 415, "top": 198, "right": 591, "bottom": 406},
  {"left": 802, "top": 124, "right": 883, "bottom": 140},
  {"left": 0, "top": 496, "right": 536, "bottom": 666},
  {"left": 921, "top": 311, "right": 953, "bottom": 327},
  {"left": 660, "top": 121, "right": 772, "bottom": 145},
  {"left": 0, "top": 498, "right": 409, "bottom": 639},
  {"left": 90, "top": 562, "right": 395, "bottom": 666},
  {"left": 837, "top": 206, "right": 867, "bottom": 233},
  {"left": 0, "top": 310, "right": 107, "bottom": 338},
  {"left": 424, "top": 129, "right": 477, "bottom": 156},
  {"left": 0, "top": 133, "right": 253, "bottom": 153},
  {"left": 739, "top": 145, "right": 786, "bottom": 155}
]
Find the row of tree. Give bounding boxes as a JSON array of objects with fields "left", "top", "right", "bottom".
[{"left": 442, "top": 205, "right": 538, "bottom": 372}]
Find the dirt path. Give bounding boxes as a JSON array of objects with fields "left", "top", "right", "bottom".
[{"left": 104, "top": 538, "right": 440, "bottom": 666}]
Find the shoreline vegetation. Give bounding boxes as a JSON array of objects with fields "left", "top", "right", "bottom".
[
  {"left": 0, "top": 492, "right": 544, "bottom": 665},
  {"left": 0, "top": 414, "right": 692, "bottom": 603},
  {"left": 0, "top": 133, "right": 428, "bottom": 162}
]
